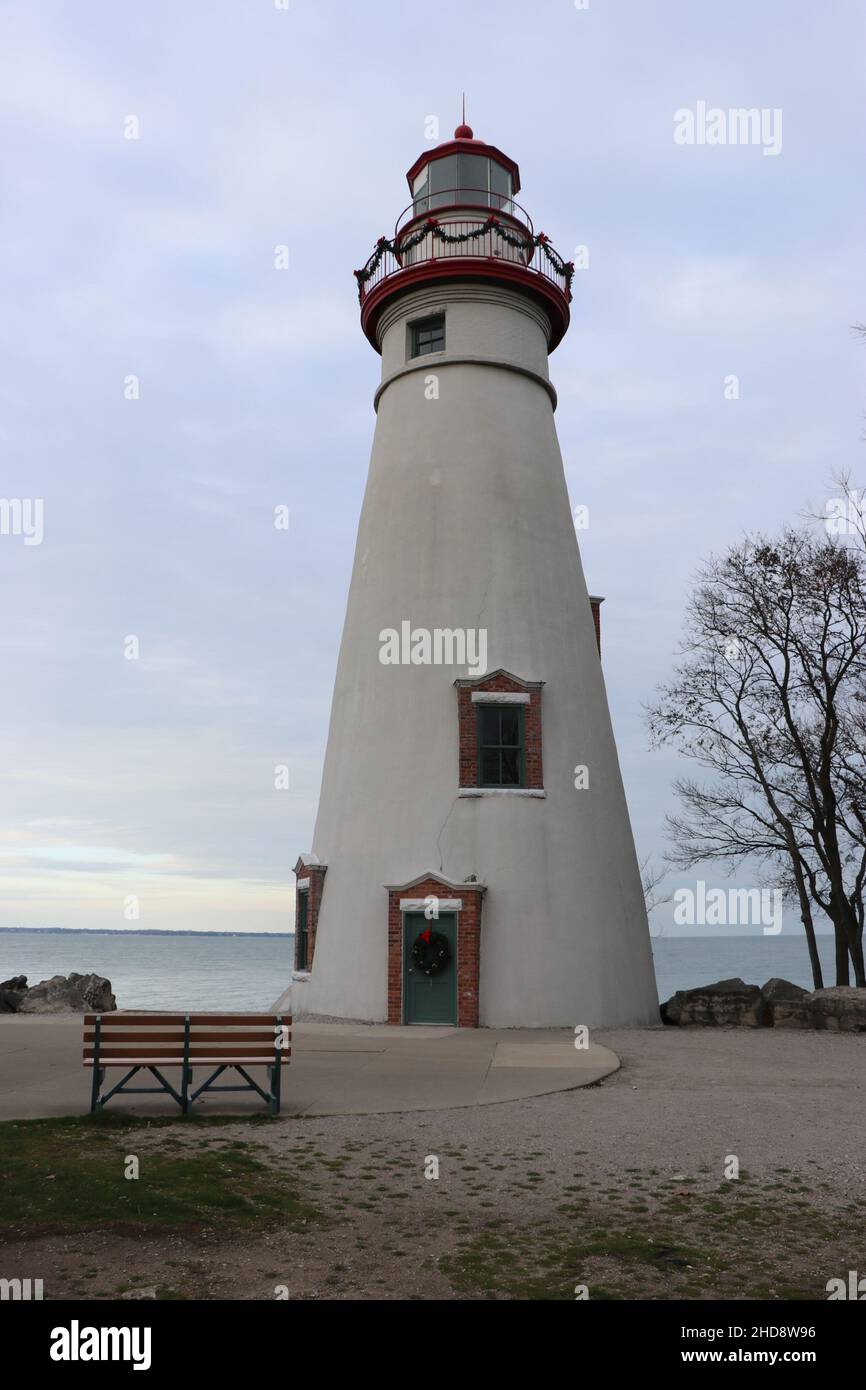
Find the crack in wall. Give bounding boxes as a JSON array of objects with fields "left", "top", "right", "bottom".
[{"left": 436, "top": 795, "right": 459, "bottom": 874}]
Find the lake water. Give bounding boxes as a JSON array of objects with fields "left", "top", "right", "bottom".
[
  {"left": 0, "top": 931, "right": 838, "bottom": 1013},
  {"left": 0, "top": 933, "right": 294, "bottom": 1012}
]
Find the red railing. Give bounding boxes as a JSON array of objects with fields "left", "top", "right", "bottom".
[{"left": 355, "top": 194, "right": 573, "bottom": 306}]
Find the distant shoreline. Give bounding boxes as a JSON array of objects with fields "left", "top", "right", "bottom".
[
  {"left": 0, "top": 928, "right": 292, "bottom": 939},
  {"left": 0, "top": 927, "right": 831, "bottom": 940}
]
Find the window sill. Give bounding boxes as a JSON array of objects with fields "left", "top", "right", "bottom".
[
  {"left": 458, "top": 787, "right": 546, "bottom": 798},
  {"left": 292, "top": 971, "right": 311, "bottom": 982}
]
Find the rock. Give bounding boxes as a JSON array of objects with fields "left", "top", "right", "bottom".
[
  {"left": 0, "top": 976, "right": 28, "bottom": 1013},
  {"left": 770, "top": 996, "right": 816, "bottom": 1029},
  {"left": 760, "top": 977, "right": 809, "bottom": 1023},
  {"left": 761, "top": 976, "right": 809, "bottom": 1003},
  {"left": 17, "top": 973, "right": 116, "bottom": 1014},
  {"left": 773, "top": 985, "right": 866, "bottom": 1033},
  {"left": 660, "top": 977, "right": 768, "bottom": 1027},
  {"left": 810, "top": 987, "right": 866, "bottom": 1031},
  {"left": 811, "top": 989, "right": 866, "bottom": 1034}
]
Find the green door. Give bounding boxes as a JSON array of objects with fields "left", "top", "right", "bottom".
[{"left": 403, "top": 913, "right": 457, "bottom": 1025}]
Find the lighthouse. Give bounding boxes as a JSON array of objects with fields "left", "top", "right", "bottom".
[{"left": 275, "top": 121, "right": 659, "bottom": 1029}]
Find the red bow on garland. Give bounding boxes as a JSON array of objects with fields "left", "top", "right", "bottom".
[{"left": 418, "top": 928, "right": 432, "bottom": 944}]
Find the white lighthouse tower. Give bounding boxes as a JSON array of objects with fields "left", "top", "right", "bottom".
[{"left": 276, "top": 120, "right": 658, "bottom": 1029}]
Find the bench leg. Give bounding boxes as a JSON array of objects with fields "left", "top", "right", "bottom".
[
  {"left": 182, "top": 1065, "right": 191, "bottom": 1115},
  {"left": 90, "top": 1065, "right": 103, "bottom": 1114},
  {"left": 271, "top": 1060, "right": 282, "bottom": 1116}
]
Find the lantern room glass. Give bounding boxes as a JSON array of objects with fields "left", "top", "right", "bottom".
[{"left": 412, "top": 155, "right": 513, "bottom": 215}]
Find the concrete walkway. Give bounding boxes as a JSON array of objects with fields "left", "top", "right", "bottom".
[{"left": 0, "top": 1016, "right": 619, "bottom": 1119}]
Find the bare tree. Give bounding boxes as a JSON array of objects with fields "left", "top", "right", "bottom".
[
  {"left": 639, "top": 854, "right": 672, "bottom": 917},
  {"left": 647, "top": 528, "right": 866, "bottom": 988}
]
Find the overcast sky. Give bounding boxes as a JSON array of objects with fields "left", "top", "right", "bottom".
[{"left": 2, "top": 0, "right": 864, "bottom": 934}]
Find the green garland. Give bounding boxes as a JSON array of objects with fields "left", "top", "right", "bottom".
[
  {"left": 411, "top": 928, "right": 451, "bottom": 978},
  {"left": 354, "top": 216, "right": 574, "bottom": 301}
]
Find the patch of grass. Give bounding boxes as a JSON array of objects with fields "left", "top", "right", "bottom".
[
  {"left": 0, "top": 1114, "right": 323, "bottom": 1235},
  {"left": 440, "top": 1177, "right": 848, "bottom": 1301}
]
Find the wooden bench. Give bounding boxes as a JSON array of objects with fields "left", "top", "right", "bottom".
[{"left": 84, "top": 1013, "right": 291, "bottom": 1114}]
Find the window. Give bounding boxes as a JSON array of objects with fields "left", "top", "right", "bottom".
[
  {"left": 477, "top": 704, "right": 524, "bottom": 787},
  {"left": 412, "top": 155, "right": 514, "bottom": 215},
  {"left": 490, "top": 160, "right": 512, "bottom": 211},
  {"left": 412, "top": 167, "right": 429, "bottom": 213},
  {"left": 409, "top": 314, "right": 445, "bottom": 358},
  {"left": 428, "top": 154, "right": 458, "bottom": 210},
  {"left": 296, "top": 889, "right": 309, "bottom": 970},
  {"left": 458, "top": 153, "right": 489, "bottom": 202}
]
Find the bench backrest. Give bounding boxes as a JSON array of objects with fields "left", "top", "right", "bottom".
[{"left": 83, "top": 1013, "right": 292, "bottom": 1064}]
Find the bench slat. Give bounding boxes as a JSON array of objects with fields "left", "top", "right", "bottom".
[
  {"left": 84, "top": 1030, "right": 286, "bottom": 1045},
  {"left": 84, "top": 1013, "right": 287, "bottom": 1027},
  {"left": 84, "top": 1056, "right": 291, "bottom": 1067},
  {"left": 84, "top": 1045, "right": 289, "bottom": 1058}
]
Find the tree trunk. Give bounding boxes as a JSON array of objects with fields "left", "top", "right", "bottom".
[
  {"left": 834, "top": 892, "right": 866, "bottom": 986},
  {"left": 794, "top": 868, "right": 824, "bottom": 990},
  {"left": 802, "top": 914, "right": 824, "bottom": 991},
  {"left": 848, "top": 934, "right": 866, "bottom": 987},
  {"left": 834, "top": 922, "right": 851, "bottom": 985}
]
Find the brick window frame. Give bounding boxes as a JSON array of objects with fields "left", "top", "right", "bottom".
[
  {"left": 293, "top": 855, "right": 327, "bottom": 973},
  {"left": 454, "top": 669, "right": 544, "bottom": 792},
  {"left": 385, "top": 873, "right": 486, "bottom": 1028}
]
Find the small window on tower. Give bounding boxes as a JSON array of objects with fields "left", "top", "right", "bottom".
[
  {"left": 477, "top": 704, "right": 525, "bottom": 787},
  {"left": 409, "top": 314, "right": 445, "bottom": 358}
]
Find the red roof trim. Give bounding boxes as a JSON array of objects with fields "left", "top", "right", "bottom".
[{"left": 406, "top": 140, "right": 521, "bottom": 195}]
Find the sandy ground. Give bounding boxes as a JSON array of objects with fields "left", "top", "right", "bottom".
[{"left": 3, "top": 1027, "right": 865, "bottom": 1300}]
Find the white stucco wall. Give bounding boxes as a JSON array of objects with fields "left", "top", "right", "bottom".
[{"left": 275, "top": 280, "right": 659, "bottom": 1028}]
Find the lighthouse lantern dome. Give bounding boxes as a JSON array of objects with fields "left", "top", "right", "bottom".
[{"left": 406, "top": 123, "right": 521, "bottom": 215}]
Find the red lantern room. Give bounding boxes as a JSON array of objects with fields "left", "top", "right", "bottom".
[{"left": 355, "top": 122, "right": 573, "bottom": 353}]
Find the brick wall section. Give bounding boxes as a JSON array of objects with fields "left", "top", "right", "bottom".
[
  {"left": 293, "top": 862, "right": 327, "bottom": 971},
  {"left": 387, "top": 875, "right": 485, "bottom": 1027},
  {"left": 455, "top": 670, "right": 544, "bottom": 789}
]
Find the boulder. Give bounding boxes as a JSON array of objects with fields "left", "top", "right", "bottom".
[
  {"left": 0, "top": 975, "right": 28, "bottom": 1013},
  {"left": 761, "top": 976, "right": 809, "bottom": 1004},
  {"left": 773, "top": 986, "right": 866, "bottom": 1033},
  {"left": 17, "top": 973, "right": 116, "bottom": 1015},
  {"left": 760, "top": 977, "right": 809, "bottom": 1023},
  {"left": 770, "top": 996, "right": 817, "bottom": 1029},
  {"left": 660, "top": 977, "right": 768, "bottom": 1027}
]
